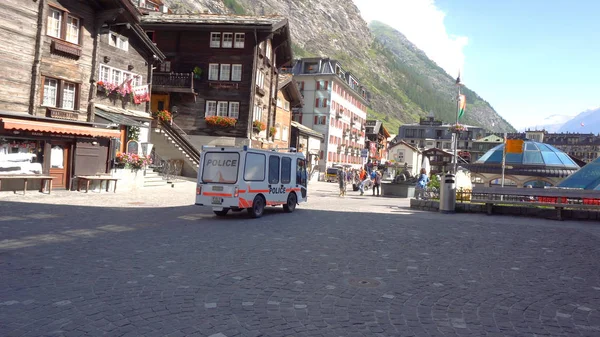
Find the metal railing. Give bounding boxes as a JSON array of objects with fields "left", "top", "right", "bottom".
[
  {"left": 149, "top": 151, "right": 183, "bottom": 183},
  {"left": 158, "top": 119, "right": 200, "bottom": 166}
]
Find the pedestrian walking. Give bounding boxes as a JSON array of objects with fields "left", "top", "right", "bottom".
[
  {"left": 372, "top": 170, "right": 381, "bottom": 196},
  {"left": 338, "top": 168, "right": 347, "bottom": 197},
  {"left": 415, "top": 168, "right": 430, "bottom": 200}
]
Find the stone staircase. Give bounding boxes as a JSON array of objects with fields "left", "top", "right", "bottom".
[
  {"left": 150, "top": 120, "right": 200, "bottom": 178},
  {"left": 143, "top": 169, "right": 166, "bottom": 187}
]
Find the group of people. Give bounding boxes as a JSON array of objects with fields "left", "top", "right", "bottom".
[{"left": 337, "top": 167, "right": 382, "bottom": 197}]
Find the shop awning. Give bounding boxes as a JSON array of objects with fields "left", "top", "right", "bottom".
[
  {"left": 0, "top": 117, "right": 121, "bottom": 138},
  {"left": 95, "top": 104, "right": 153, "bottom": 121},
  {"left": 95, "top": 110, "right": 144, "bottom": 127}
]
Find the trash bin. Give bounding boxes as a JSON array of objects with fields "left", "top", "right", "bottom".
[{"left": 439, "top": 174, "right": 456, "bottom": 213}]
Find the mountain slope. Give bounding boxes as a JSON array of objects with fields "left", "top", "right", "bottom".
[
  {"left": 558, "top": 108, "right": 600, "bottom": 133},
  {"left": 519, "top": 114, "right": 573, "bottom": 132},
  {"left": 161, "top": 0, "right": 515, "bottom": 133}
]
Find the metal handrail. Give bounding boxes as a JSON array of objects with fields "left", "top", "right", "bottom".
[{"left": 158, "top": 119, "right": 200, "bottom": 165}]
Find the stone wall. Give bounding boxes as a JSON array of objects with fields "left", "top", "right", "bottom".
[{"left": 410, "top": 199, "right": 600, "bottom": 221}]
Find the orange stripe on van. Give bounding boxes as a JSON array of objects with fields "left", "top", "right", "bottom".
[
  {"left": 203, "top": 192, "right": 232, "bottom": 197},
  {"left": 248, "top": 189, "right": 269, "bottom": 193}
]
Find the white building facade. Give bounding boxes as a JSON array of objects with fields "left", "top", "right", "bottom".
[{"left": 290, "top": 58, "right": 369, "bottom": 170}]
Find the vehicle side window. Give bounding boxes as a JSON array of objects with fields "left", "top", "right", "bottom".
[
  {"left": 281, "top": 157, "right": 291, "bottom": 184},
  {"left": 268, "top": 155, "right": 280, "bottom": 184},
  {"left": 296, "top": 158, "right": 307, "bottom": 186},
  {"left": 244, "top": 153, "right": 265, "bottom": 181}
]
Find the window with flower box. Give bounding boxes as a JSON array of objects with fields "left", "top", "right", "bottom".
[
  {"left": 205, "top": 100, "right": 239, "bottom": 119},
  {"left": 47, "top": 6, "right": 81, "bottom": 45},
  {"left": 98, "top": 65, "right": 142, "bottom": 87},
  {"left": 41, "top": 76, "right": 79, "bottom": 111},
  {"left": 229, "top": 102, "right": 240, "bottom": 119}
]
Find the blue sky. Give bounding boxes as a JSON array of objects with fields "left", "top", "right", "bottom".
[{"left": 354, "top": 0, "right": 600, "bottom": 129}]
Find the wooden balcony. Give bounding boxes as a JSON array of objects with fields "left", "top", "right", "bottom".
[{"left": 152, "top": 72, "right": 194, "bottom": 93}]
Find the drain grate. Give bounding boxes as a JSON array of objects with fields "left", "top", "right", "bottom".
[{"left": 347, "top": 277, "right": 382, "bottom": 288}]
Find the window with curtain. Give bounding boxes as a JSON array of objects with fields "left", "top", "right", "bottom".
[
  {"left": 47, "top": 9, "right": 62, "bottom": 39},
  {"left": 208, "top": 64, "right": 219, "bottom": 81},
  {"left": 43, "top": 79, "right": 58, "bottom": 107},
  {"left": 62, "top": 83, "right": 76, "bottom": 110},
  {"left": 217, "top": 102, "right": 228, "bottom": 117},
  {"left": 205, "top": 101, "right": 217, "bottom": 117},
  {"left": 231, "top": 64, "right": 242, "bottom": 81},
  {"left": 66, "top": 16, "right": 79, "bottom": 44},
  {"left": 220, "top": 64, "right": 231, "bottom": 81},
  {"left": 229, "top": 102, "right": 239, "bottom": 119}
]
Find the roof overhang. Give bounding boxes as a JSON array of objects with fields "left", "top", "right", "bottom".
[
  {"left": 291, "top": 121, "right": 324, "bottom": 140},
  {"left": 95, "top": 104, "right": 153, "bottom": 122},
  {"left": 465, "top": 164, "right": 578, "bottom": 178}
]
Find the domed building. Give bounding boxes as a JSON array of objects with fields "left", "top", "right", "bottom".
[
  {"left": 557, "top": 156, "right": 600, "bottom": 190},
  {"left": 466, "top": 140, "right": 580, "bottom": 187}
]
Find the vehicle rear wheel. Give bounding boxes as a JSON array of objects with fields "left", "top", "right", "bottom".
[
  {"left": 214, "top": 208, "right": 229, "bottom": 216},
  {"left": 283, "top": 192, "right": 297, "bottom": 213},
  {"left": 248, "top": 195, "right": 265, "bottom": 218}
]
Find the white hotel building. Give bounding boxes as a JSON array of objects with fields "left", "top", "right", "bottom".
[{"left": 289, "top": 58, "right": 369, "bottom": 170}]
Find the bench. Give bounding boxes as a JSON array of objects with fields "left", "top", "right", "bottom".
[
  {"left": 0, "top": 175, "right": 54, "bottom": 195},
  {"left": 471, "top": 186, "right": 600, "bottom": 220},
  {"left": 76, "top": 175, "right": 119, "bottom": 193}
]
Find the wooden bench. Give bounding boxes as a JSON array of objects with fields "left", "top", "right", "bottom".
[
  {"left": 471, "top": 186, "right": 600, "bottom": 220},
  {"left": 76, "top": 176, "right": 119, "bottom": 193},
  {"left": 0, "top": 175, "right": 54, "bottom": 195}
]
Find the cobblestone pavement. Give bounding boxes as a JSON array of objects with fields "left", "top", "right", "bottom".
[{"left": 2, "top": 181, "right": 600, "bottom": 337}]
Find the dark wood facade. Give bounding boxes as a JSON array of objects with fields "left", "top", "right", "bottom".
[
  {"left": 0, "top": 0, "right": 163, "bottom": 190},
  {"left": 140, "top": 13, "right": 292, "bottom": 148}
]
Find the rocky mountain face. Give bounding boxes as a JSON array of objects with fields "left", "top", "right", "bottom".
[
  {"left": 161, "top": 0, "right": 515, "bottom": 133},
  {"left": 558, "top": 108, "right": 600, "bottom": 134}
]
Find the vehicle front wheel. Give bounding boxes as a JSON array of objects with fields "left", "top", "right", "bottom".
[
  {"left": 214, "top": 208, "right": 230, "bottom": 216},
  {"left": 283, "top": 192, "right": 297, "bottom": 213},
  {"left": 248, "top": 195, "right": 265, "bottom": 218}
]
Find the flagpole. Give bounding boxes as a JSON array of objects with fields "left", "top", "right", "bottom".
[
  {"left": 453, "top": 78, "right": 461, "bottom": 174},
  {"left": 501, "top": 132, "right": 507, "bottom": 187}
]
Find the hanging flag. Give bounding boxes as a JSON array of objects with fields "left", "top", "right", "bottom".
[{"left": 458, "top": 94, "right": 466, "bottom": 120}]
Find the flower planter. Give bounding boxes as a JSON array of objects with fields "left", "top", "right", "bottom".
[{"left": 110, "top": 168, "right": 145, "bottom": 191}]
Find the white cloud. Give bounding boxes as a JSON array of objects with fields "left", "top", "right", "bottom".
[{"left": 354, "top": 0, "right": 468, "bottom": 78}]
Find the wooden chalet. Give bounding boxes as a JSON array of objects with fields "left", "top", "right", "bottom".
[
  {"left": 0, "top": 0, "right": 164, "bottom": 191},
  {"left": 422, "top": 148, "right": 453, "bottom": 175},
  {"left": 272, "top": 74, "right": 303, "bottom": 149},
  {"left": 140, "top": 13, "right": 293, "bottom": 149},
  {"left": 365, "top": 119, "right": 391, "bottom": 164}
]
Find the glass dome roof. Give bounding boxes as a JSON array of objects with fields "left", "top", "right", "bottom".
[
  {"left": 475, "top": 140, "right": 579, "bottom": 169},
  {"left": 557, "top": 156, "right": 600, "bottom": 190}
]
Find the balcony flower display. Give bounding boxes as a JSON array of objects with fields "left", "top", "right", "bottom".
[
  {"left": 115, "top": 152, "right": 151, "bottom": 171},
  {"left": 269, "top": 126, "right": 277, "bottom": 138},
  {"left": 97, "top": 80, "right": 132, "bottom": 99},
  {"left": 205, "top": 116, "right": 237, "bottom": 128},
  {"left": 449, "top": 123, "right": 468, "bottom": 133},
  {"left": 252, "top": 120, "right": 266, "bottom": 132},
  {"left": 153, "top": 110, "right": 172, "bottom": 123}
]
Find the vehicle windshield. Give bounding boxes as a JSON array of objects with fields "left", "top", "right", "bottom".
[{"left": 201, "top": 152, "right": 240, "bottom": 184}]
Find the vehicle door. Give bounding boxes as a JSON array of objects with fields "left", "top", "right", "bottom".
[
  {"left": 296, "top": 158, "right": 308, "bottom": 201},
  {"left": 267, "top": 154, "right": 286, "bottom": 204}
]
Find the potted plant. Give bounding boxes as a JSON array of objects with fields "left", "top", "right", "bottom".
[
  {"left": 205, "top": 116, "right": 237, "bottom": 128},
  {"left": 193, "top": 66, "right": 203, "bottom": 80},
  {"left": 449, "top": 123, "right": 467, "bottom": 133},
  {"left": 269, "top": 126, "right": 277, "bottom": 138},
  {"left": 153, "top": 110, "right": 172, "bottom": 123},
  {"left": 253, "top": 120, "right": 266, "bottom": 133}
]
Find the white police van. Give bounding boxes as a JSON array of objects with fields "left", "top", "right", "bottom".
[{"left": 195, "top": 146, "right": 308, "bottom": 218}]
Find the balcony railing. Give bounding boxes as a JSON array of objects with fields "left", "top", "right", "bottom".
[{"left": 152, "top": 72, "right": 194, "bottom": 93}]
